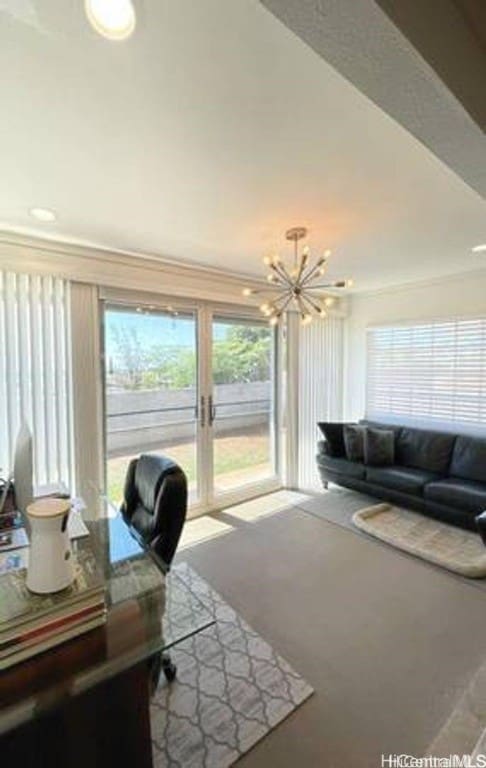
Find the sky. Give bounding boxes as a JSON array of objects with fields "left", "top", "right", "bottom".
[{"left": 105, "top": 308, "right": 229, "bottom": 362}]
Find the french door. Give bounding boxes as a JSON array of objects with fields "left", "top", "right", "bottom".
[{"left": 102, "top": 300, "right": 279, "bottom": 515}]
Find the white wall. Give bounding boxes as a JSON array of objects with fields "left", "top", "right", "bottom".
[{"left": 344, "top": 269, "right": 486, "bottom": 421}]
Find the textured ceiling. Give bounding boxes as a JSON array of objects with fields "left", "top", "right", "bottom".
[
  {"left": 0, "top": 0, "right": 485, "bottom": 291},
  {"left": 261, "top": 0, "right": 486, "bottom": 197}
]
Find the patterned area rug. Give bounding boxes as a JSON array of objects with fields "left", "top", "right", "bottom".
[
  {"left": 151, "top": 563, "right": 313, "bottom": 767},
  {"left": 353, "top": 503, "right": 486, "bottom": 578}
]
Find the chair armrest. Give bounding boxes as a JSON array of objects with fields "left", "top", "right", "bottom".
[
  {"left": 152, "top": 470, "right": 188, "bottom": 566},
  {"left": 475, "top": 511, "right": 486, "bottom": 547},
  {"left": 120, "top": 458, "right": 138, "bottom": 521}
]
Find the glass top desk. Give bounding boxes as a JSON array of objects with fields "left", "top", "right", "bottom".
[{"left": 0, "top": 502, "right": 214, "bottom": 751}]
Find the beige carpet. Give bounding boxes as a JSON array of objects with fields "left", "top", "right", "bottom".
[
  {"left": 353, "top": 503, "right": 486, "bottom": 578},
  {"left": 427, "top": 659, "right": 486, "bottom": 759}
]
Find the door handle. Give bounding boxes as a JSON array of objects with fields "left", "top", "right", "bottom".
[
  {"left": 209, "top": 394, "right": 216, "bottom": 426},
  {"left": 200, "top": 395, "right": 206, "bottom": 428}
]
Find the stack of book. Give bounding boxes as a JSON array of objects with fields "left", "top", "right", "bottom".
[{"left": 0, "top": 548, "right": 106, "bottom": 670}]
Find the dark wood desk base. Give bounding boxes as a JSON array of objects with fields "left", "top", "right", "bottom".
[{"left": 2, "top": 661, "right": 153, "bottom": 768}]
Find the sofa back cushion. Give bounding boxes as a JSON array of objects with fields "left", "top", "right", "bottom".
[
  {"left": 317, "top": 422, "right": 346, "bottom": 457},
  {"left": 364, "top": 428, "right": 395, "bottom": 466},
  {"left": 449, "top": 436, "right": 486, "bottom": 483},
  {"left": 395, "top": 427, "right": 456, "bottom": 474},
  {"left": 343, "top": 424, "right": 366, "bottom": 462}
]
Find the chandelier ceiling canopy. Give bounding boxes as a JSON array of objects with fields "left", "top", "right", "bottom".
[{"left": 243, "top": 227, "right": 353, "bottom": 325}]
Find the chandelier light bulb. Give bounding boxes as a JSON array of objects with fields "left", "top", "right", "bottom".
[
  {"left": 244, "top": 227, "right": 352, "bottom": 325},
  {"left": 260, "top": 302, "right": 270, "bottom": 313}
]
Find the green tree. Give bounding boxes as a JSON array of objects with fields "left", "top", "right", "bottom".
[
  {"left": 212, "top": 326, "right": 270, "bottom": 384},
  {"left": 110, "top": 325, "right": 149, "bottom": 390}
]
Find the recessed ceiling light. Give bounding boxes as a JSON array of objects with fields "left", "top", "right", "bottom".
[
  {"left": 29, "top": 207, "right": 57, "bottom": 223},
  {"left": 472, "top": 244, "right": 486, "bottom": 253},
  {"left": 85, "top": 0, "right": 136, "bottom": 41}
]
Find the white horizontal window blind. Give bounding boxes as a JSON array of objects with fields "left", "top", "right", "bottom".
[
  {"left": 367, "top": 318, "right": 486, "bottom": 429},
  {"left": 0, "top": 271, "right": 73, "bottom": 488}
]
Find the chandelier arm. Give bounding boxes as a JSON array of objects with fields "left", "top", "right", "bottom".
[
  {"left": 301, "top": 293, "right": 323, "bottom": 313},
  {"left": 300, "top": 260, "right": 326, "bottom": 287},
  {"left": 277, "top": 293, "right": 294, "bottom": 315},
  {"left": 272, "top": 289, "right": 293, "bottom": 308},
  {"left": 246, "top": 285, "right": 288, "bottom": 297},
  {"left": 270, "top": 262, "right": 294, "bottom": 288},
  {"left": 296, "top": 253, "right": 308, "bottom": 283},
  {"left": 305, "top": 282, "right": 343, "bottom": 290},
  {"left": 278, "top": 262, "right": 296, "bottom": 287},
  {"left": 296, "top": 295, "right": 308, "bottom": 316},
  {"left": 242, "top": 289, "right": 264, "bottom": 298}
]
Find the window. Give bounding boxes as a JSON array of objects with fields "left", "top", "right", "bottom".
[
  {"left": 367, "top": 318, "right": 486, "bottom": 431},
  {"left": 0, "top": 271, "right": 73, "bottom": 488}
]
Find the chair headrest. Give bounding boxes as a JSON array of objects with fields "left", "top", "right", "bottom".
[{"left": 135, "top": 454, "right": 179, "bottom": 512}]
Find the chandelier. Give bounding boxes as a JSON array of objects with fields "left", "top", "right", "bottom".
[{"left": 243, "top": 227, "right": 353, "bottom": 326}]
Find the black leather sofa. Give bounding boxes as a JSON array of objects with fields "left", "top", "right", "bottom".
[{"left": 316, "top": 421, "right": 486, "bottom": 531}]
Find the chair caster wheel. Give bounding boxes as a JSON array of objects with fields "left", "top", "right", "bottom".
[{"left": 162, "top": 655, "right": 177, "bottom": 682}]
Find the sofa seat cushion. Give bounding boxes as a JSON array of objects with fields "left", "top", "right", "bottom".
[
  {"left": 424, "top": 477, "right": 486, "bottom": 514},
  {"left": 365, "top": 466, "right": 440, "bottom": 496},
  {"left": 316, "top": 454, "right": 366, "bottom": 479}
]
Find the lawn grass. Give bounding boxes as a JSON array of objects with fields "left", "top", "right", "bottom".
[{"left": 107, "top": 432, "right": 271, "bottom": 504}]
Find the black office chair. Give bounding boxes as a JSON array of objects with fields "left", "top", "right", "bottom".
[
  {"left": 476, "top": 511, "right": 486, "bottom": 547},
  {"left": 120, "top": 454, "right": 188, "bottom": 686},
  {"left": 120, "top": 453, "right": 187, "bottom": 572}
]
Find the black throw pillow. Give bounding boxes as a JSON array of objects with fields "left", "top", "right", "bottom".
[
  {"left": 343, "top": 424, "right": 366, "bottom": 462},
  {"left": 364, "top": 428, "right": 395, "bottom": 466},
  {"left": 317, "top": 422, "right": 346, "bottom": 457}
]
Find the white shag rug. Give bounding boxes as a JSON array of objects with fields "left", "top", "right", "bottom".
[{"left": 353, "top": 503, "right": 486, "bottom": 578}]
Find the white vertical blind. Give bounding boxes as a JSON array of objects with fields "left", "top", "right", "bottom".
[
  {"left": 0, "top": 271, "right": 73, "bottom": 487},
  {"left": 367, "top": 318, "right": 486, "bottom": 431},
  {"left": 298, "top": 315, "right": 344, "bottom": 489}
]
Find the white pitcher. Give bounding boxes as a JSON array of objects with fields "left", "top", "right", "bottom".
[{"left": 26, "top": 499, "right": 74, "bottom": 593}]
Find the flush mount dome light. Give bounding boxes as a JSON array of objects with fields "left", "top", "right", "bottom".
[
  {"left": 85, "top": 0, "right": 136, "bottom": 41},
  {"left": 29, "top": 207, "right": 57, "bottom": 222},
  {"left": 472, "top": 244, "right": 486, "bottom": 253}
]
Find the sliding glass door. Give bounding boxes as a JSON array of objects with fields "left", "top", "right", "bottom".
[
  {"left": 103, "top": 305, "right": 199, "bottom": 506},
  {"left": 211, "top": 316, "right": 275, "bottom": 496},
  {"left": 103, "top": 301, "right": 279, "bottom": 514}
]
